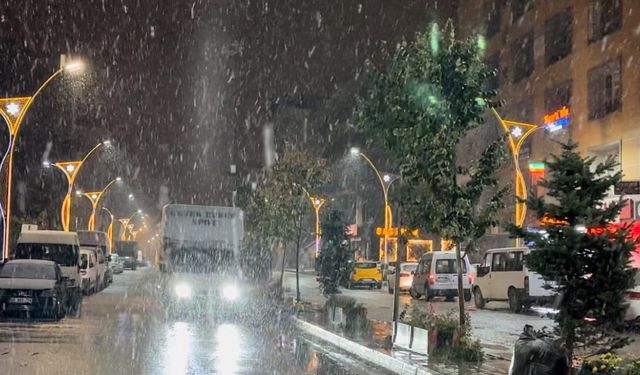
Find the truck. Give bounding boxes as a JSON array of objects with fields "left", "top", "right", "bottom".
[
  {"left": 114, "top": 240, "right": 138, "bottom": 270},
  {"left": 159, "top": 204, "right": 244, "bottom": 314}
]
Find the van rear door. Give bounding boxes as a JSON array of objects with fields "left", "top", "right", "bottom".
[{"left": 434, "top": 256, "right": 468, "bottom": 290}]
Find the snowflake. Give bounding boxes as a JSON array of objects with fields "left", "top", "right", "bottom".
[
  {"left": 511, "top": 126, "right": 523, "bottom": 138},
  {"left": 5, "top": 102, "right": 20, "bottom": 117}
]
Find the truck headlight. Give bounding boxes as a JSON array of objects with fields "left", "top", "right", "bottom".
[
  {"left": 222, "top": 284, "right": 239, "bottom": 301},
  {"left": 174, "top": 283, "right": 192, "bottom": 299}
]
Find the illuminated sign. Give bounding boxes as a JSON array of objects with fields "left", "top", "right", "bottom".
[
  {"left": 375, "top": 227, "right": 420, "bottom": 237},
  {"left": 540, "top": 215, "right": 569, "bottom": 226},
  {"left": 543, "top": 106, "right": 570, "bottom": 132},
  {"left": 528, "top": 162, "right": 545, "bottom": 173}
]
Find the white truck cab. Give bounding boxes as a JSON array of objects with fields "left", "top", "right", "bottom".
[{"left": 473, "top": 247, "right": 555, "bottom": 313}]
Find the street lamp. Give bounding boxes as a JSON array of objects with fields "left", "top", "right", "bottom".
[
  {"left": 491, "top": 108, "right": 540, "bottom": 244},
  {"left": 78, "top": 177, "right": 122, "bottom": 230},
  {"left": 309, "top": 196, "right": 326, "bottom": 258},
  {"left": 350, "top": 147, "right": 399, "bottom": 265},
  {"left": 44, "top": 140, "right": 112, "bottom": 231},
  {"left": 101, "top": 207, "right": 115, "bottom": 253},
  {"left": 118, "top": 210, "right": 143, "bottom": 240},
  {"left": 0, "top": 59, "right": 84, "bottom": 258}
]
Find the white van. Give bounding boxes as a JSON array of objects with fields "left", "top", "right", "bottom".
[
  {"left": 80, "top": 248, "right": 98, "bottom": 294},
  {"left": 473, "top": 247, "right": 555, "bottom": 313},
  {"left": 410, "top": 251, "right": 473, "bottom": 302},
  {"left": 14, "top": 230, "right": 83, "bottom": 313},
  {"left": 77, "top": 230, "right": 110, "bottom": 256}
]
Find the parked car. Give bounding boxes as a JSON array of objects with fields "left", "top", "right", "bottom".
[
  {"left": 14, "top": 230, "right": 82, "bottom": 314},
  {"left": 80, "top": 249, "right": 98, "bottom": 295},
  {"left": 473, "top": 247, "right": 555, "bottom": 313},
  {"left": 109, "top": 254, "right": 124, "bottom": 275},
  {"left": 77, "top": 231, "right": 112, "bottom": 285},
  {"left": 348, "top": 261, "right": 382, "bottom": 289},
  {"left": 387, "top": 262, "right": 418, "bottom": 294},
  {"left": 0, "top": 260, "right": 70, "bottom": 319},
  {"left": 121, "top": 256, "right": 137, "bottom": 270},
  {"left": 410, "top": 251, "right": 472, "bottom": 302},
  {"left": 626, "top": 272, "right": 640, "bottom": 323}
]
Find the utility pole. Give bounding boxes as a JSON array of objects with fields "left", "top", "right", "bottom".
[{"left": 392, "top": 206, "right": 404, "bottom": 342}]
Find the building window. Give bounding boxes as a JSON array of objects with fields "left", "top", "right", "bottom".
[
  {"left": 511, "top": 0, "right": 533, "bottom": 21},
  {"left": 511, "top": 32, "right": 534, "bottom": 83},
  {"left": 545, "top": 9, "right": 573, "bottom": 66},
  {"left": 485, "top": 53, "right": 500, "bottom": 92},
  {"left": 587, "top": 57, "right": 621, "bottom": 120},
  {"left": 588, "top": 0, "right": 622, "bottom": 43},
  {"left": 544, "top": 80, "right": 572, "bottom": 113},
  {"left": 486, "top": 0, "right": 501, "bottom": 38}
]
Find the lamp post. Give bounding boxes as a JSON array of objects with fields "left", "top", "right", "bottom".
[
  {"left": 101, "top": 207, "right": 115, "bottom": 253},
  {"left": 0, "top": 59, "right": 84, "bottom": 259},
  {"left": 491, "top": 108, "right": 539, "bottom": 244},
  {"left": 78, "top": 177, "right": 122, "bottom": 230},
  {"left": 118, "top": 210, "right": 143, "bottom": 240},
  {"left": 117, "top": 218, "right": 131, "bottom": 240},
  {"left": 308, "top": 196, "right": 326, "bottom": 258},
  {"left": 350, "top": 147, "right": 399, "bottom": 265},
  {"left": 44, "top": 140, "right": 112, "bottom": 232}
]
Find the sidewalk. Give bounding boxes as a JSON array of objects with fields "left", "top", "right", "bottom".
[{"left": 295, "top": 302, "right": 511, "bottom": 375}]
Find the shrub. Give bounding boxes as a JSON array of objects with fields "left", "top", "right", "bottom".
[{"left": 625, "top": 359, "right": 640, "bottom": 375}]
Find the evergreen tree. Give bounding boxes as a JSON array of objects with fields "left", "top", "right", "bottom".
[
  {"left": 513, "top": 142, "right": 637, "bottom": 361},
  {"left": 317, "top": 210, "right": 352, "bottom": 297}
]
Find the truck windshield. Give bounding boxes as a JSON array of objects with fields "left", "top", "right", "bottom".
[{"left": 14, "top": 243, "right": 79, "bottom": 267}]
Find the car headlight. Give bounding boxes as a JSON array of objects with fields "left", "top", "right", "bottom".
[
  {"left": 174, "top": 283, "right": 192, "bottom": 299},
  {"left": 222, "top": 284, "right": 239, "bottom": 301}
]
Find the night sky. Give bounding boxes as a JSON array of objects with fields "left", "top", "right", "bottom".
[{"left": 0, "top": 0, "right": 454, "bottom": 226}]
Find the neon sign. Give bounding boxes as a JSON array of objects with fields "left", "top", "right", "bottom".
[
  {"left": 528, "top": 162, "right": 545, "bottom": 173},
  {"left": 543, "top": 106, "right": 570, "bottom": 132}
]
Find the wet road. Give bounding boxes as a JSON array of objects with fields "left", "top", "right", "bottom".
[{"left": 0, "top": 269, "right": 392, "bottom": 375}]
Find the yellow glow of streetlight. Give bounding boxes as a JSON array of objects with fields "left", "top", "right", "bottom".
[
  {"left": 308, "top": 195, "right": 326, "bottom": 258},
  {"left": 491, "top": 108, "right": 539, "bottom": 232},
  {"left": 81, "top": 177, "right": 122, "bottom": 231},
  {"left": 351, "top": 149, "right": 398, "bottom": 264},
  {"left": 101, "top": 207, "right": 115, "bottom": 254},
  {"left": 49, "top": 141, "right": 109, "bottom": 232}
]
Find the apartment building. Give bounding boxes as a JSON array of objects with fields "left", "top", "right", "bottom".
[{"left": 458, "top": 0, "right": 640, "bottom": 222}]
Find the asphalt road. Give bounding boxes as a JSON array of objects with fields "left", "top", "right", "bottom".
[
  {"left": 0, "top": 269, "right": 393, "bottom": 375},
  {"left": 283, "top": 271, "right": 555, "bottom": 354}
]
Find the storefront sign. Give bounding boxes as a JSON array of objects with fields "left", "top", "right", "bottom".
[{"left": 543, "top": 106, "right": 570, "bottom": 132}]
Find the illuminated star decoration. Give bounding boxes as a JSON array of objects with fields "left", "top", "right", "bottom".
[
  {"left": 511, "top": 126, "right": 523, "bottom": 139},
  {"left": 6, "top": 102, "right": 20, "bottom": 117}
]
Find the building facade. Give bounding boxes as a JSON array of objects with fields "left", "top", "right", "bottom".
[{"left": 458, "top": 0, "right": 640, "bottom": 223}]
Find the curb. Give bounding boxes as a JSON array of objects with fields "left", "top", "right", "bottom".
[{"left": 295, "top": 318, "right": 441, "bottom": 375}]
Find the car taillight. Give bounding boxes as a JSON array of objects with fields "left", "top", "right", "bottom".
[
  {"left": 400, "top": 272, "right": 410, "bottom": 277},
  {"left": 428, "top": 274, "right": 435, "bottom": 285},
  {"left": 628, "top": 291, "right": 640, "bottom": 300},
  {"left": 524, "top": 276, "right": 529, "bottom": 293},
  {"left": 468, "top": 274, "right": 475, "bottom": 285}
]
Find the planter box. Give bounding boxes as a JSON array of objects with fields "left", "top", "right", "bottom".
[
  {"left": 394, "top": 322, "right": 412, "bottom": 349},
  {"left": 411, "top": 327, "right": 429, "bottom": 355}
]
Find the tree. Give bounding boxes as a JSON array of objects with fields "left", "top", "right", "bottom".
[
  {"left": 512, "top": 142, "right": 637, "bottom": 361},
  {"left": 258, "top": 147, "right": 328, "bottom": 301},
  {"left": 356, "top": 22, "right": 506, "bottom": 326},
  {"left": 317, "top": 210, "right": 353, "bottom": 297}
]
